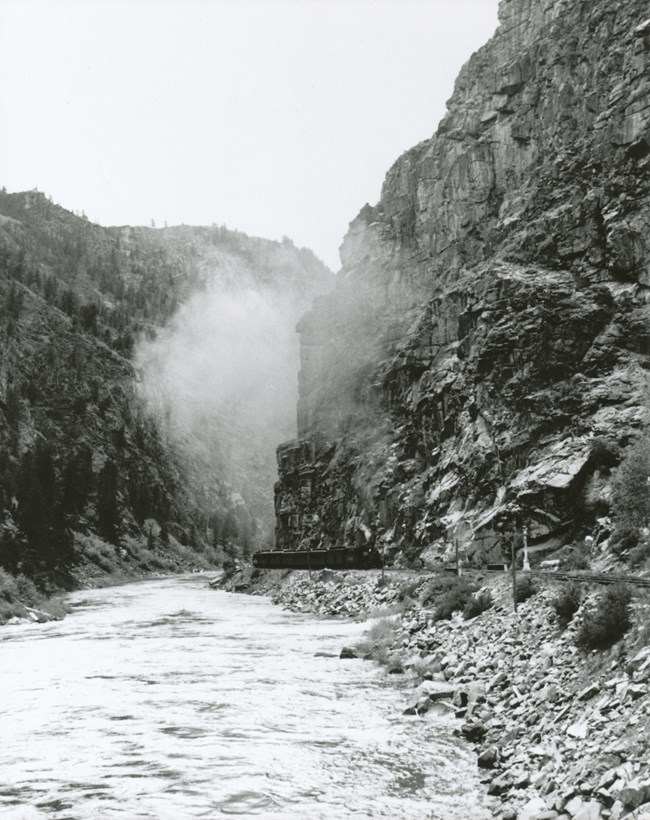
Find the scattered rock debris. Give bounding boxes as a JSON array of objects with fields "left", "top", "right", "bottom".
[{"left": 244, "top": 569, "right": 650, "bottom": 819}]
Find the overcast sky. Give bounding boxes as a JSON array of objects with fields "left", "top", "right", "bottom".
[{"left": 0, "top": 0, "right": 498, "bottom": 271}]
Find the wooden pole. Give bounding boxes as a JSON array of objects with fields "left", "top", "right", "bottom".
[
  {"left": 511, "top": 537, "right": 518, "bottom": 613},
  {"left": 455, "top": 539, "right": 460, "bottom": 577},
  {"left": 523, "top": 523, "right": 530, "bottom": 571}
]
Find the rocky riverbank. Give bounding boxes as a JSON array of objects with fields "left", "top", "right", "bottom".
[{"left": 224, "top": 567, "right": 650, "bottom": 820}]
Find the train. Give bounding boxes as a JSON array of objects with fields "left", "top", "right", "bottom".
[{"left": 252, "top": 545, "right": 383, "bottom": 571}]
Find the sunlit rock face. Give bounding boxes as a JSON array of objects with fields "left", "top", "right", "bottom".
[{"left": 275, "top": 0, "right": 650, "bottom": 563}]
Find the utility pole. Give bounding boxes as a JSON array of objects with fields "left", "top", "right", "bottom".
[
  {"left": 522, "top": 523, "right": 530, "bottom": 571},
  {"left": 511, "top": 537, "right": 518, "bottom": 613}
]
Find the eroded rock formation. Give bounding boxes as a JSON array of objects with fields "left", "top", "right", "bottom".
[{"left": 275, "top": 0, "right": 650, "bottom": 565}]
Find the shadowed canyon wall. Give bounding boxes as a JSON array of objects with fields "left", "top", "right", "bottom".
[{"left": 275, "top": 0, "right": 650, "bottom": 566}]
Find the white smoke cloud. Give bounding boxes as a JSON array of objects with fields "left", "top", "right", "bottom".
[{"left": 134, "top": 279, "right": 306, "bottom": 524}]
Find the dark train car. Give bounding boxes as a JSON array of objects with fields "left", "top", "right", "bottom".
[{"left": 252, "top": 545, "right": 382, "bottom": 571}]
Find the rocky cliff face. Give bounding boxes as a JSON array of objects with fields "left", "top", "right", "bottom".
[{"left": 275, "top": 0, "right": 650, "bottom": 566}]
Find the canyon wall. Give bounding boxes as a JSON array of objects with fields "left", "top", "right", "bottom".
[{"left": 275, "top": 0, "right": 650, "bottom": 566}]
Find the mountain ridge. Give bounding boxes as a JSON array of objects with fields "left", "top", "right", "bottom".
[{"left": 0, "top": 188, "right": 332, "bottom": 593}]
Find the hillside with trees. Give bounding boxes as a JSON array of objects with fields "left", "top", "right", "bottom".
[{"left": 0, "top": 189, "right": 332, "bottom": 595}]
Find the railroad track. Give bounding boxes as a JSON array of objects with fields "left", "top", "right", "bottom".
[
  {"left": 388, "top": 565, "right": 650, "bottom": 588},
  {"left": 478, "top": 566, "right": 650, "bottom": 589},
  {"left": 279, "top": 563, "right": 650, "bottom": 589},
  {"left": 530, "top": 569, "right": 650, "bottom": 588}
]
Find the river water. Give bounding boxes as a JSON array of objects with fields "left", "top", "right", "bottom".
[{"left": 0, "top": 576, "right": 490, "bottom": 819}]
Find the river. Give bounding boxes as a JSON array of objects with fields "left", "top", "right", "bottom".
[{"left": 0, "top": 575, "right": 491, "bottom": 819}]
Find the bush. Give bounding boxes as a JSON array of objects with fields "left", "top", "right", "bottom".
[
  {"left": 396, "top": 578, "right": 421, "bottom": 603},
  {"left": 612, "top": 439, "right": 650, "bottom": 528},
  {"left": 0, "top": 568, "right": 41, "bottom": 606},
  {"left": 610, "top": 526, "right": 640, "bottom": 557},
  {"left": 628, "top": 538, "right": 650, "bottom": 569},
  {"left": 354, "top": 617, "right": 402, "bottom": 664},
  {"left": 610, "top": 527, "right": 650, "bottom": 568},
  {"left": 0, "top": 569, "right": 21, "bottom": 604},
  {"left": 575, "top": 583, "right": 634, "bottom": 650},
  {"left": 551, "top": 582, "right": 583, "bottom": 628},
  {"left": 558, "top": 544, "right": 591, "bottom": 571},
  {"left": 463, "top": 588, "right": 494, "bottom": 620},
  {"left": 432, "top": 576, "right": 479, "bottom": 621},
  {"left": 0, "top": 569, "right": 46, "bottom": 623},
  {"left": 515, "top": 573, "right": 537, "bottom": 603},
  {"left": 12, "top": 574, "right": 42, "bottom": 606},
  {"left": 589, "top": 437, "right": 621, "bottom": 470}
]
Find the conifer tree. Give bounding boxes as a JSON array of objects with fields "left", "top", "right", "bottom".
[{"left": 97, "top": 459, "right": 120, "bottom": 544}]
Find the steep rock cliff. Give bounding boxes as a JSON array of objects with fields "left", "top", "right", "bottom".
[{"left": 275, "top": 0, "right": 650, "bottom": 566}]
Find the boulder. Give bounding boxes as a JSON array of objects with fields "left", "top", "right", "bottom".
[
  {"left": 628, "top": 684, "right": 648, "bottom": 701},
  {"left": 339, "top": 646, "right": 358, "bottom": 659},
  {"left": 573, "top": 801, "right": 602, "bottom": 820},
  {"left": 488, "top": 670, "right": 508, "bottom": 691},
  {"left": 477, "top": 746, "right": 500, "bottom": 769},
  {"left": 626, "top": 647, "right": 650, "bottom": 674},
  {"left": 577, "top": 684, "right": 600, "bottom": 702},
  {"left": 403, "top": 695, "right": 434, "bottom": 716},
  {"left": 518, "top": 796, "right": 555, "bottom": 820},
  {"left": 618, "top": 783, "right": 650, "bottom": 810},
  {"left": 566, "top": 722, "right": 589, "bottom": 740},
  {"left": 418, "top": 680, "right": 455, "bottom": 701},
  {"left": 461, "top": 721, "right": 488, "bottom": 742},
  {"left": 487, "top": 771, "right": 513, "bottom": 796}
]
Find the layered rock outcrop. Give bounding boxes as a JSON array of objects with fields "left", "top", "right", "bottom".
[{"left": 275, "top": 0, "right": 650, "bottom": 565}]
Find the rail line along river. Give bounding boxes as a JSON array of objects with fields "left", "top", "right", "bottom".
[{"left": 0, "top": 575, "right": 490, "bottom": 819}]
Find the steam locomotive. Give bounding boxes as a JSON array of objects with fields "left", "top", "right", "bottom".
[{"left": 252, "top": 545, "right": 383, "bottom": 571}]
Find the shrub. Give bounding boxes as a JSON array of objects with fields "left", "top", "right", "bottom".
[
  {"left": 463, "top": 588, "right": 494, "bottom": 620},
  {"left": 432, "top": 577, "right": 479, "bottom": 621},
  {"left": 611, "top": 439, "right": 650, "bottom": 528},
  {"left": 419, "top": 573, "right": 475, "bottom": 605},
  {"left": 610, "top": 526, "right": 640, "bottom": 557},
  {"left": 0, "top": 600, "right": 23, "bottom": 623},
  {"left": 0, "top": 569, "right": 47, "bottom": 623},
  {"left": 354, "top": 616, "right": 402, "bottom": 664},
  {"left": 515, "top": 573, "right": 536, "bottom": 603},
  {"left": 13, "top": 574, "right": 42, "bottom": 607},
  {"left": 0, "top": 569, "right": 41, "bottom": 606},
  {"left": 396, "top": 578, "right": 421, "bottom": 603},
  {"left": 0, "top": 568, "right": 20, "bottom": 604},
  {"left": 609, "top": 527, "right": 650, "bottom": 568},
  {"left": 558, "top": 544, "right": 591, "bottom": 571},
  {"left": 575, "top": 583, "right": 634, "bottom": 650},
  {"left": 628, "top": 538, "right": 650, "bottom": 569},
  {"left": 551, "top": 582, "right": 583, "bottom": 628},
  {"left": 589, "top": 437, "right": 621, "bottom": 470},
  {"left": 548, "top": 542, "right": 592, "bottom": 571},
  {"left": 40, "top": 596, "right": 68, "bottom": 620},
  {"left": 221, "top": 557, "right": 237, "bottom": 577}
]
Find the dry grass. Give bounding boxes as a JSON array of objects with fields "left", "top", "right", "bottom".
[{"left": 354, "top": 616, "right": 403, "bottom": 664}]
